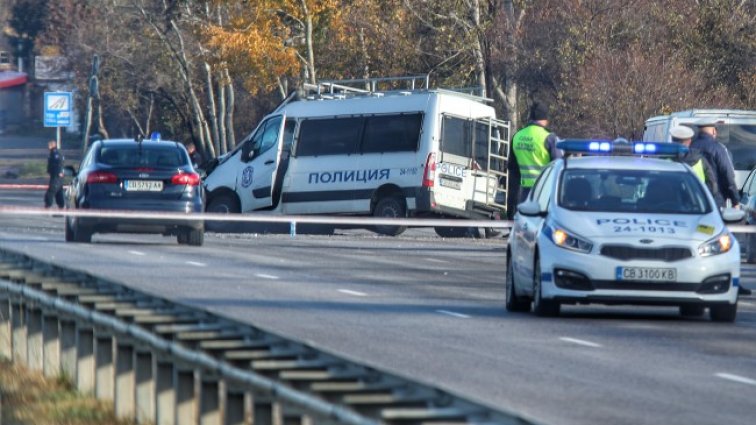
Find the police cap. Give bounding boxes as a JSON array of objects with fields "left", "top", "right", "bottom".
[
  {"left": 669, "top": 125, "right": 695, "bottom": 141},
  {"left": 697, "top": 119, "right": 719, "bottom": 128}
]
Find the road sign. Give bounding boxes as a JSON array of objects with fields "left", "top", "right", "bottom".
[{"left": 44, "top": 92, "right": 73, "bottom": 127}]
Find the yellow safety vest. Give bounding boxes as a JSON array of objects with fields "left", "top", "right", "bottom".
[
  {"left": 691, "top": 159, "right": 705, "bottom": 182},
  {"left": 512, "top": 124, "right": 551, "bottom": 187}
]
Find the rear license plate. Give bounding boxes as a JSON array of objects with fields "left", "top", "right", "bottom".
[
  {"left": 616, "top": 267, "right": 676, "bottom": 282},
  {"left": 125, "top": 180, "right": 163, "bottom": 192},
  {"left": 439, "top": 178, "right": 461, "bottom": 190}
]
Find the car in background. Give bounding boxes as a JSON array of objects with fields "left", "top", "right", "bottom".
[
  {"left": 739, "top": 167, "right": 756, "bottom": 263},
  {"left": 65, "top": 137, "right": 204, "bottom": 245},
  {"left": 506, "top": 139, "right": 744, "bottom": 322}
]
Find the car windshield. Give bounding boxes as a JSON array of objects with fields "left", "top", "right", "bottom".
[
  {"left": 559, "top": 169, "right": 711, "bottom": 214},
  {"left": 98, "top": 145, "right": 188, "bottom": 168}
]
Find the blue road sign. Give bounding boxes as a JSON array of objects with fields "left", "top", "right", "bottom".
[{"left": 44, "top": 92, "right": 73, "bottom": 127}]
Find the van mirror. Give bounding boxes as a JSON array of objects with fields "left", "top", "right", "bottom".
[{"left": 241, "top": 142, "right": 257, "bottom": 162}]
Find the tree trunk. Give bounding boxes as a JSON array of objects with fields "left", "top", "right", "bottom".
[
  {"left": 471, "top": 0, "right": 487, "bottom": 97},
  {"left": 224, "top": 70, "right": 236, "bottom": 149},
  {"left": 204, "top": 61, "right": 221, "bottom": 156},
  {"left": 300, "top": 0, "right": 317, "bottom": 84}
]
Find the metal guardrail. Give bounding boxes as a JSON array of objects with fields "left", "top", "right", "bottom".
[{"left": 0, "top": 246, "right": 538, "bottom": 425}]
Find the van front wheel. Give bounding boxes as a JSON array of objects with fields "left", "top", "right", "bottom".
[{"left": 373, "top": 197, "right": 407, "bottom": 236}]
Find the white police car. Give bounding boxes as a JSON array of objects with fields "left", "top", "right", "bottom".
[{"left": 506, "top": 139, "right": 745, "bottom": 321}]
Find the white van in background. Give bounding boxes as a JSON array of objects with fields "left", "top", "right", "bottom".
[
  {"left": 202, "top": 76, "right": 510, "bottom": 236},
  {"left": 643, "top": 109, "right": 756, "bottom": 187}
]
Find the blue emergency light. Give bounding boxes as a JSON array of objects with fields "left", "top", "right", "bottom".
[
  {"left": 150, "top": 132, "right": 161, "bottom": 141},
  {"left": 557, "top": 139, "right": 688, "bottom": 157}
]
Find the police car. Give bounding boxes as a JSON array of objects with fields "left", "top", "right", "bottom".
[{"left": 506, "top": 139, "right": 745, "bottom": 322}]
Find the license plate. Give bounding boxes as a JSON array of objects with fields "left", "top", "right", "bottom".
[
  {"left": 616, "top": 267, "right": 676, "bottom": 282},
  {"left": 125, "top": 180, "right": 163, "bottom": 192},
  {"left": 439, "top": 178, "right": 461, "bottom": 190}
]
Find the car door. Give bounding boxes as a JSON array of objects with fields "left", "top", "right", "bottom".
[
  {"left": 512, "top": 165, "right": 554, "bottom": 286},
  {"left": 236, "top": 115, "right": 285, "bottom": 212}
]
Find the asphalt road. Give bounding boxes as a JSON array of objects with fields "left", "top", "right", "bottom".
[{"left": 1, "top": 189, "right": 755, "bottom": 425}]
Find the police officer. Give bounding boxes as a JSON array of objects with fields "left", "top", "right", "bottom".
[
  {"left": 669, "top": 125, "right": 719, "bottom": 198},
  {"left": 44, "top": 139, "right": 65, "bottom": 208},
  {"left": 509, "top": 101, "right": 562, "bottom": 204},
  {"left": 690, "top": 121, "right": 739, "bottom": 209},
  {"left": 186, "top": 142, "right": 204, "bottom": 170}
]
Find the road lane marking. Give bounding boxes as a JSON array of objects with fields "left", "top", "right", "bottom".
[
  {"left": 255, "top": 273, "right": 279, "bottom": 280},
  {"left": 559, "top": 337, "right": 602, "bottom": 348},
  {"left": 715, "top": 373, "right": 756, "bottom": 386},
  {"left": 437, "top": 309, "right": 470, "bottom": 319},
  {"left": 739, "top": 301, "right": 754, "bottom": 307},
  {"left": 128, "top": 250, "right": 146, "bottom": 256},
  {"left": 425, "top": 258, "right": 449, "bottom": 264},
  {"left": 186, "top": 261, "right": 206, "bottom": 267},
  {"left": 338, "top": 289, "right": 367, "bottom": 297}
]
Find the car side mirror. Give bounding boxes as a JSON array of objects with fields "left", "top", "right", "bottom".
[
  {"left": 63, "top": 165, "right": 76, "bottom": 177},
  {"left": 721, "top": 207, "right": 745, "bottom": 223},
  {"left": 517, "top": 201, "right": 545, "bottom": 217}
]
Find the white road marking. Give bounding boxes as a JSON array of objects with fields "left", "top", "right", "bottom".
[
  {"left": 559, "top": 337, "right": 602, "bottom": 348},
  {"left": 425, "top": 258, "right": 449, "bottom": 264},
  {"left": 186, "top": 261, "right": 206, "bottom": 267},
  {"left": 739, "top": 301, "right": 754, "bottom": 307},
  {"left": 255, "top": 273, "right": 279, "bottom": 280},
  {"left": 338, "top": 289, "right": 367, "bottom": 297},
  {"left": 128, "top": 250, "right": 146, "bottom": 256},
  {"left": 715, "top": 373, "right": 756, "bottom": 386},
  {"left": 437, "top": 309, "right": 471, "bottom": 319}
]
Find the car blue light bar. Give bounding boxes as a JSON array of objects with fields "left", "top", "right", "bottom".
[
  {"left": 557, "top": 139, "right": 688, "bottom": 157},
  {"left": 150, "top": 132, "right": 161, "bottom": 141}
]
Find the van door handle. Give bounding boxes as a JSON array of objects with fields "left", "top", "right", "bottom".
[{"left": 265, "top": 160, "right": 274, "bottom": 165}]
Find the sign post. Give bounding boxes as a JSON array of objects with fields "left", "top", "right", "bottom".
[{"left": 44, "top": 92, "right": 73, "bottom": 149}]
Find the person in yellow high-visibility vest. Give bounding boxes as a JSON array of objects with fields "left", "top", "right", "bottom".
[
  {"left": 508, "top": 102, "right": 562, "bottom": 206},
  {"left": 669, "top": 125, "right": 720, "bottom": 201}
]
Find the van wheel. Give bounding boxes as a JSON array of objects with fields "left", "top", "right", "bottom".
[
  {"left": 373, "top": 197, "right": 407, "bottom": 236},
  {"left": 434, "top": 226, "right": 471, "bottom": 238},
  {"left": 206, "top": 194, "right": 240, "bottom": 232}
]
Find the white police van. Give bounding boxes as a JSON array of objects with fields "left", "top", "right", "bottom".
[
  {"left": 506, "top": 139, "right": 744, "bottom": 321},
  {"left": 643, "top": 109, "right": 756, "bottom": 187},
  {"left": 203, "top": 76, "right": 510, "bottom": 236}
]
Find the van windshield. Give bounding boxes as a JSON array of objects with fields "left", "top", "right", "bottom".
[{"left": 715, "top": 124, "right": 756, "bottom": 171}]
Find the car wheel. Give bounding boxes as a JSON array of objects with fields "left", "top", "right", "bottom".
[
  {"left": 679, "top": 305, "right": 705, "bottom": 317},
  {"left": 64, "top": 217, "right": 74, "bottom": 242},
  {"left": 373, "top": 197, "right": 407, "bottom": 236},
  {"left": 747, "top": 234, "right": 756, "bottom": 264},
  {"left": 206, "top": 194, "right": 240, "bottom": 232},
  {"left": 186, "top": 228, "right": 204, "bottom": 246},
  {"left": 532, "top": 257, "right": 560, "bottom": 317},
  {"left": 506, "top": 254, "right": 531, "bottom": 312},
  {"left": 177, "top": 232, "right": 188, "bottom": 245},
  {"left": 709, "top": 303, "right": 737, "bottom": 322},
  {"left": 73, "top": 221, "right": 92, "bottom": 243}
]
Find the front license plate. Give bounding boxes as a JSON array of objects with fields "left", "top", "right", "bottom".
[
  {"left": 617, "top": 267, "right": 677, "bottom": 282},
  {"left": 125, "top": 180, "right": 163, "bottom": 192},
  {"left": 439, "top": 178, "right": 461, "bottom": 190}
]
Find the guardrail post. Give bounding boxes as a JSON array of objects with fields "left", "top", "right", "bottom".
[
  {"left": 42, "top": 313, "right": 60, "bottom": 378},
  {"left": 135, "top": 350, "right": 155, "bottom": 424},
  {"left": 156, "top": 359, "right": 176, "bottom": 425},
  {"left": 60, "top": 320, "right": 77, "bottom": 381},
  {"left": 77, "top": 327, "right": 95, "bottom": 394},
  {"left": 177, "top": 368, "right": 199, "bottom": 425},
  {"left": 26, "top": 307, "right": 43, "bottom": 371},
  {"left": 115, "top": 342, "right": 135, "bottom": 418},
  {"left": 200, "top": 374, "right": 221, "bottom": 425},
  {"left": 0, "top": 294, "right": 11, "bottom": 359},
  {"left": 95, "top": 333, "right": 114, "bottom": 401},
  {"left": 11, "top": 300, "right": 26, "bottom": 365}
]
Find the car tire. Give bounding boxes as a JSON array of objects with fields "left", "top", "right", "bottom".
[
  {"left": 177, "top": 232, "right": 188, "bottom": 245},
  {"left": 206, "top": 194, "right": 240, "bottom": 233},
  {"left": 186, "top": 228, "right": 204, "bottom": 246},
  {"left": 373, "top": 197, "right": 407, "bottom": 236},
  {"left": 709, "top": 303, "right": 737, "bottom": 322},
  {"left": 506, "top": 254, "right": 531, "bottom": 312},
  {"left": 679, "top": 305, "right": 705, "bottom": 317},
  {"left": 532, "top": 257, "right": 560, "bottom": 317},
  {"left": 73, "top": 222, "right": 92, "bottom": 243}
]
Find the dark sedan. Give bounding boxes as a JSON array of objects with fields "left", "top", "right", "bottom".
[{"left": 65, "top": 138, "right": 204, "bottom": 245}]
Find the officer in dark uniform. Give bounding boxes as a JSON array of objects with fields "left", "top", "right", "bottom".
[
  {"left": 690, "top": 121, "right": 739, "bottom": 209},
  {"left": 44, "top": 139, "right": 65, "bottom": 208},
  {"left": 669, "top": 125, "right": 719, "bottom": 199},
  {"left": 186, "top": 142, "right": 204, "bottom": 170}
]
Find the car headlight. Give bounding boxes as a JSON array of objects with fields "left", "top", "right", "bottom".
[
  {"left": 544, "top": 223, "right": 593, "bottom": 253},
  {"left": 698, "top": 231, "right": 733, "bottom": 257}
]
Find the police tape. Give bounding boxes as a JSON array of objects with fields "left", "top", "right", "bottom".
[{"left": 0, "top": 206, "right": 514, "bottom": 228}]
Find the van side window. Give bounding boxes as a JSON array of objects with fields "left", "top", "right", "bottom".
[
  {"left": 362, "top": 113, "right": 423, "bottom": 153},
  {"left": 441, "top": 116, "right": 472, "bottom": 158},
  {"left": 297, "top": 117, "right": 362, "bottom": 156}
]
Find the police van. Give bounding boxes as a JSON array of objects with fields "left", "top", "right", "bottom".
[
  {"left": 202, "top": 76, "right": 510, "bottom": 236},
  {"left": 642, "top": 109, "right": 756, "bottom": 187}
]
